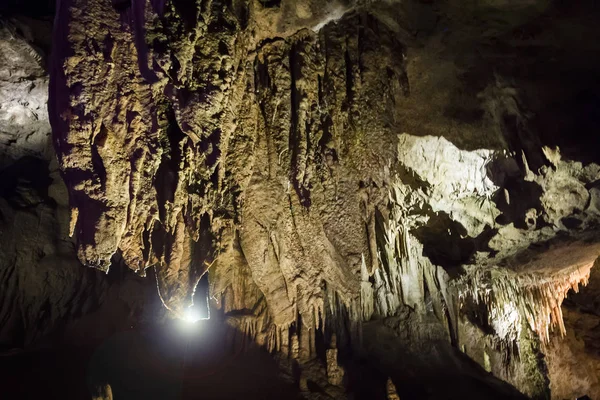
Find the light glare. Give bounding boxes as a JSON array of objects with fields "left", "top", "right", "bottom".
[{"left": 183, "top": 307, "right": 202, "bottom": 324}]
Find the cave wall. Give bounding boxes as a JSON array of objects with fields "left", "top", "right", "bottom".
[
  {"left": 49, "top": 1, "right": 600, "bottom": 398},
  {"left": 0, "top": 17, "right": 163, "bottom": 350},
  {"left": 1, "top": 0, "right": 600, "bottom": 398}
]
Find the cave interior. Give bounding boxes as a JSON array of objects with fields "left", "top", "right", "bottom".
[{"left": 1, "top": 0, "right": 600, "bottom": 399}]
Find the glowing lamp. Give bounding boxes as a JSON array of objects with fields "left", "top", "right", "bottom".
[
  {"left": 182, "top": 303, "right": 210, "bottom": 324},
  {"left": 183, "top": 306, "right": 203, "bottom": 324}
]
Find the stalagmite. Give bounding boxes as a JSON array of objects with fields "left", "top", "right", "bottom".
[
  {"left": 326, "top": 334, "right": 345, "bottom": 386},
  {"left": 360, "top": 254, "right": 375, "bottom": 321},
  {"left": 291, "top": 332, "right": 300, "bottom": 360},
  {"left": 91, "top": 384, "right": 113, "bottom": 400},
  {"left": 386, "top": 378, "right": 400, "bottom": 400}
]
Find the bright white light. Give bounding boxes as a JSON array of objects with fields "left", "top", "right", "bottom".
[
  {"left": 182, "top": 303, "right": 210, "bottom": 324},
  {"left": 180, "top": 277, "right": 211, "bottom": 324},
  {"left": 183, "top": 307, "right": 202, "bottom": 324}
]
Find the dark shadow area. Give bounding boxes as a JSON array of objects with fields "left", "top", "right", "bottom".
[
  {"left": 186, "top": 272, "right": 210, "bottom": 320},
  {"left": 258, "top": 0, "right": 281, "bottom": 9},
  {"left": 0, "top": 0, "right": 55, "bottom": 17},
  {"left": 492, "top": 178, "right": 544, "bottom": 229},
  {"left": 0, "top": 156, "right": 53, "bottom": 208},
  {"left": 411, "top": 211, "right": 497, "bottom": 274},
  {"left": 533, "top": 87, "right": 600, "bottom": 165},
  {"left": 361, "top": 319, "right": 529, "bottom": 400},
  {"left": 485, "top": 155, "right": 545, "bottom": 229},
  {"left": 0, "top": 317, "right": 302, "bottom": 400},
  {"left": 154, "top": 106, "right": 185, "bottom": 222}
]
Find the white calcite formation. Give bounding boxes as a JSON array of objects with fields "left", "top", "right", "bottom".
[{"left": 0, "top": 20, "right": 51, "bottom": 167}]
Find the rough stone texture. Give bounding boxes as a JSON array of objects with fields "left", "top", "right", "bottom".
[
  {"left": 0, "top": 18, "right": 110, "bottom": 346},
  {"left": 543, "top": 261, "right": 600, "bottom": 399},
  {"left": 0, "top": 19, "right": 52, "bottom": 167},
  {"left": 326, "top": 334, "right": 344, "bottom": 386},
  {"left": 0, "top": 0, "right": 594, "bottom": 398},
  {"left": 0, "top": 155, "right": 101, "bottom": 346},
  {"left": 386, "top": 378, "right": 400, "bottom": 400},
  {"left": 545, "top": 307, "right": 600, "bottom": 400},
  {"left": 0, "top": 17, "right": 163, "bottom": 350},
  {"left": 0, "top": 152, "right": 161, "bottom": 348},
  {"left": 91, "top": 383, "right": 113, "bottom": 400},
  {"left": 50, "top": 0, "right": 395, "bottom": 322}
]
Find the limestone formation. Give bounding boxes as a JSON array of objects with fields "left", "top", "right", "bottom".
[
  {"left": 386, "top": 378, "right": 400, "bottom": 400},
  {"left": 91, "top": 383, "right": 113, "bottom": 400},
  {"left": 326, "top": 334, "right": 344, "bottom": 386},
  {"left": 47, "top": 1, "right": 600, "bottom": 397},
  {"left": 0, "top": 18, "right": 51, "bottom": 167},
  {"left": 1, "top": 0, "right": 600, "bottom": 399}
]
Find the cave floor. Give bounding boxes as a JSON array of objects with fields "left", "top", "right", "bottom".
[
  {"left": 0, "top": 318, "right": 531, "bottom": 400},
  {"left": 358, "top": 320, "right": 530, "bottom": 400},
  {"left": 0, "top": 321, "right": 301, "bottom": 400}
]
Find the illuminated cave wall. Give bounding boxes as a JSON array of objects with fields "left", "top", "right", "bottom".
[
  {"left": 1, "top": 0, "right": 600, "bottom": 398},
  {"left": 0, "top": 9, "right": 164, "bottom": 349}
]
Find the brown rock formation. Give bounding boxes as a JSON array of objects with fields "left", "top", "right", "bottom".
[
  {"left": 0, "top": 0, "right": 599, "bottom": 398},
  {"left": 0, "top": 14, "right": 164, "bottom": 350},
  {"left": 386, "top": 378, "right": 400, "bottom": 400}
]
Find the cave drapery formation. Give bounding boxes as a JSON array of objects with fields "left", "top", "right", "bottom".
[{"left": 2, "top": 0, "right": 600, "bottom": 398}]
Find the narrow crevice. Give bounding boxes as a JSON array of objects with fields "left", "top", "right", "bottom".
[
  {"left": 343, "top": 45, "right": 354, "bottom": 106},
  {"left": 154, "top": 106, "right": 185, "bottom": 222},
  {"left": 258, "top": 0, "right": 281, "bottom": 9},
  {"left": 289, "top": 42, "right": 311, "bottom": 208},
  {"left": 91, "top": 125, "right": 108, "bottom": 191}
]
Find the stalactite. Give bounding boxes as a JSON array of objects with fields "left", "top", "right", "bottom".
[
  {"left": 0, "top": 0, "right": 588, "bottom": 397},
  {"left": 361, "top": 179, "right": 450, "bottom": 329},
  {"left": 459, "top": 261, "right": 595, "bottom": 344}
]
